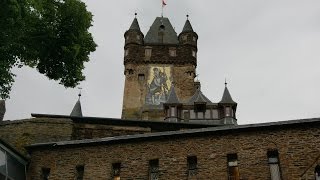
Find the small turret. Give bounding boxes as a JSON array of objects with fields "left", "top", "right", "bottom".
[
  {"left": 219, "top": 81, "right": 237, "bottom": 125},
  {"left": 178, "top": 15, "right": 198, "bottom": 47},
  {"left": 70, "top": 93, "right": 83, "bottom": 117},
  {"left": 164, "top": 86, "right": 182, "bottom": 122},
  {"left": 124, "top": 13, "right": 144, "bottom": 46}
]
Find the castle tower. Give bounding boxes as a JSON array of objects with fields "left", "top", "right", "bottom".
[{"left": 121, "top": 15, "right": 198, "bottom": 120}]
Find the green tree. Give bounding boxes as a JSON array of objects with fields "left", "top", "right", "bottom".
[{"left": 0, "top": 0, "right": 97, "bottom": 99}]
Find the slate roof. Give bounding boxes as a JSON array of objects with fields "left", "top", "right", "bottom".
[
  {"left": 165, "top": 86, "right": 180, "bottom": 104},
  {"left": 144, "top": 17, "right": 179, "bottom": 44},
  {"left": 70, "top": 99, "right": 82, "bottom": 117},
  {"left": 128, "top": 17, "right": 141, "bottom": 31},
  {"left": 181, "top": 19, "right": 194, "bottom": 33},
  {"left": 219, "top": 86, "right": 236, "bottom": 104},
  {"left": 186, "top": 89, "right": 213, "bottom": 105},
  {"left": 26, "top": 117, "right": 320, "bottom": 149}
]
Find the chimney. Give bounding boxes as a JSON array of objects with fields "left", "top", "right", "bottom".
[{"left": 0, "top": 100, "right": 5, "bottom": 121}]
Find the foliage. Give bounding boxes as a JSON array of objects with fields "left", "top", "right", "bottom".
[{"left": 0, "top": 0, "right": 97, "bottom": 99}]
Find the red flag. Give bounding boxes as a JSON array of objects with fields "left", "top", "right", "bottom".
[{"left": 162, "top": 0, "right": 167, "bottom": 6}]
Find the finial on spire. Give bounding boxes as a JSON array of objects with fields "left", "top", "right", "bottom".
[
  {"left": 78, "top": 87, "right": 82, "bottom": 100},
  {"left": 134, "top": 12, "right": 137, "bottom": 18},
  {"left": 186, "top": 14, "right": 189, "bottom": 20},
  {"left": 225, "top": 78, "right": 228, "bottom": 87}
]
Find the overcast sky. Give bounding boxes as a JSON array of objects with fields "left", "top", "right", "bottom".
[{"left": 4, "top": 0, "right": 320, "bottom": 124}]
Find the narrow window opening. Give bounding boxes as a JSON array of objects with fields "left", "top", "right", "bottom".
[
  {"left": 187, "top": 156, "right": 198, "bottom": 177},
  {"left": 192, "top": 51, "right": 197, "bottom": 57},
  {"left": 268, "top": 150, "right": 282, "bottom": 180},
  {"left": 138, "top": 74, "right": 145, "bottom": 81},
  {"left": 145, "top": 48, "right": 152, "bottom": 58},
  {"left": 193, "top": 36, "right": 196, "bottom": 41},
  {"left": 149, "top": 159, "right": 159, "bottom": 180},
  {"left": 315, "top": 165, "right": 320, "bottom": 180},
  {"left": 124, "top": 49, "right": 129, "bottom": 56},
  {"left": 182, "top": 35, "right": 187, "bottom": 41},
  {"left": 112, "top": 163, "right": 121, "bottom": 180},
  {"left": 227, "top": 154, "right": 240, "bottom": 180},
  {"left": 76, "top": 165, "right": 84, "bottom": 180},
  {"left": 225, "top": 107, "right": 232, "bottom": 117},
  {"left": 169, "top": 49, "right": 176, "bottom": 57},
  {"left": 41, "top": 168, "right": 50, "bottom": 180}
]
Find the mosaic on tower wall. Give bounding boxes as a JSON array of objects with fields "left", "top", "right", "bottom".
[{"left": 145, "top": 65, "right": 172, "bottom": 105}]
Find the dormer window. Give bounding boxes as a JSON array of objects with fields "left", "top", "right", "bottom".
[
  {"left": 225, "top": 107, "right": 232, "bottom": 117},
  {"left": 126, "top": 35, "right": 129, "bottom": 40},
  {"left": 169, "top": 48, "right": 176, "bottom": 57}
]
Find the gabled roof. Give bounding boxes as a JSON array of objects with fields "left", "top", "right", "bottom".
[
  {"left": 144, "top": 17, "right": 179, "bottom": 44},
  {"left": 165, "top": 86, "right": 180, "bottom": 104},
  {"left": 181, "top": 19, "right": 194, "bottom": 33},
  {"left": 70, "top": 99, "right": 82, "bottom": 117},
  {"left": 128, "top": 17, "right": 141, "bottom": 31},
  {"left": 219, "top": 86, "right": 236, "bottom": 104},
  {"left": 187, "top": 89, "right": 213, "bottom": 105}
]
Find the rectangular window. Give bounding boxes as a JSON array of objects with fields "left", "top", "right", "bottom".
[
  {"left": 187, "top": 156, "right": 197, "bottom": 177},
  {"left": 183, "top": 111, "right": 190, "bottom": 120},
  {"left": 205, "top": 109, "right": 211, "bottom": 119},
  {"left": 124, "top": 49, "right": 129, "bottom": 56},
  {"left": 225, "top": 107, "right": 232, "bottom": 117},
  {"left": 190, "top": 110, "right": 196, "bottom": 119},
  {"left": 170, "top": 107, "right": 175, "bottom": 116},
  {"left": 76, "top": 165, "right": 84, "bottom": 180},
  {"left": 138, "top": 74, "right": 145, "bottom": 81},
  {"left": 112, "top": 163, "right": 121, "bottom": 180},
  {"left": 169, "top": 49, "right": 176, "bottom": 57},
  {"left": 192, "top": 51, "right": 197, "bottom": 57},
  {"left": 227, "top": 154, "right": 240, "bottom": 180},
  {"left": 145, "top": 48, "right": 152, "bottom": 58},
  {"left": 41, "top": 168, "right": 50, "bottom": 180},
  {"left": 212, "top": 109, "right": 218, "bottom": 119},
  {"left": 268, "top": 150, "right": 282, "bottom": 180},
  {"left": 197, "top": 112, "right": 204, "bottom": 119},
  {"left": 149, "top": 159, "right": 159, "bottom": 180}
]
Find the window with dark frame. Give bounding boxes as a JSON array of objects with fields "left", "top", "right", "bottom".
[
  {"left": 41, "top": 168, "right": 50, "bottom": 180},
  {"left": 149, "top": 159, "right": 159, "bottom": 180},
  {"left": 138, "top": 74, "right": 145, "bottom": 81},
  {"left": 76, "top": 165, "right": 84, "bottom": 180},
  {"left": 187, "top": 156, "right": 197, "bottom": 177},
  {"left": 227, "top": 153, "right": 240, "bottom": 180},
  {"left": 112, "top": 163, "right": 121, "bottom": 180},
  {"left": 267, "top": 150, "right": 282, "bottom": 180}
]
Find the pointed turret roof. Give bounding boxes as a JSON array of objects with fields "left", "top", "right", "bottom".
[
  {"left": 187, "top": 89, "right": 212, "bottom": 105},
  {"left": 219, "top": 85, "right": 236, "bottom": 104},
  {"left": 165, "top": 86, "right": 180, "bottom": 104},
  {"left": 129, "top": 17, "right": 141, "bottom": 31},
  {"left": 70, "top": 95, "right": 83, "bottom": 117},
  {"left": 144, "top": 17, "right": 179, "bottom": 44},
  {"left": 181, "top": 19, "right": 194, "bottom": 33}
]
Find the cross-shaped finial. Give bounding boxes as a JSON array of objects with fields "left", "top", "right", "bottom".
[{"left": 225, "top": 78, "right": 228, "bottom": 87}]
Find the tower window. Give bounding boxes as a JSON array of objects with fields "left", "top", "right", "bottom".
[
  {"left": 112, "top": 163, "right": 121, "bottom": 180},
  {"left": 41, "top": 168, "right": 50, "bottom": 180},
  {"left": 124, "top": 49, "right": 129, "bottom": 56},
  {"left": 315, "top": 165, "right": 320, "bottom": 179},
  {"left": 182, "top": 35, "right": 187, "bottom": 41},
  {"left": 149, "top": 159, "right": 159, "bottom": 180},
  {"left": 145, "top": 48, "right": 152, "bottom": 58},
  {"left": 136, "top": 35, "right": 140, "bottom": 40},
  {"left": 76, "top": 165, "right": 84, "bottom": 180},
  {"left": 227, "top": 153, "right": 240, "bottom": 180},
  {"left": 267, "top": 150, "right": 282, "bottom": 180},
  {"left": 169, "top": 48, "right": 177, "bottom": 57},
  {"left": 193, "top": 36, "right": 196, "bottom": 41},
  {"left": 225, "top": 107, "right": 232, "bottom": 117},
  {"left": 192, "top": 51, "right": 197, "bottom": 57},
  {"left": 187, "top": 156, "right": 198, "bottom": 177},
  {"left": 138, "top": 74, "right": 145, "bottom": 81}
]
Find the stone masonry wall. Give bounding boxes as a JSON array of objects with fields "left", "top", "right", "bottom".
[{"left": 27, "top": 123, "right": 320, "bottom": 180}]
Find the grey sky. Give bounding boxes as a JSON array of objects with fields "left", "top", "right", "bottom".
[{"left": 4, "top": 0, "right": 320, "bottom": 124}]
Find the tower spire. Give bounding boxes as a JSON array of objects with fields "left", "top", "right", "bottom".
[{"left": 70, "top": 88, "right": 83, "bottom": 117}]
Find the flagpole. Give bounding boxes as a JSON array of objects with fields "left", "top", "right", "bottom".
[{"left": 161, "top": 0, "right": 163, "bottom": 17}]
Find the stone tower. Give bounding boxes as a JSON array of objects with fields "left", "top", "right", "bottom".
[
  {"left": 121, "top": 15, "right": 237, "bottom": 125},
  {"left": 122, "top": 16, "right": 198, "bottom": 120}
]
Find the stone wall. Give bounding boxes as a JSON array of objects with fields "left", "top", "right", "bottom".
[{"left": 27, "top": 122, "right": 320, "bottom": 180}]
